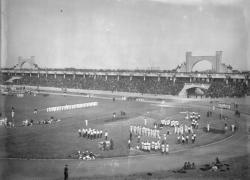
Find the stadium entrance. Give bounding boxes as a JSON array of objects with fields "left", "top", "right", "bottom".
[
  {"left": 186, "top": 51, "right": 222, "bottom": 73},
  {"left": 179, "top": 83, "right": 210, "bottom": 97},
  {"left": 191, "top": 60, "right": 213, "bottom": 72}
]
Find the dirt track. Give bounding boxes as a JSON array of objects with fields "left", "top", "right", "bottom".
[
  {"left": 0, "top": 112, "right": 248, "bottom": 180},
  {"left": 0, "top": 92, "right": 249, "bottom": 180}
]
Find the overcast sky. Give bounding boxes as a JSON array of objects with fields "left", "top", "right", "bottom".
[{"left": 2, "top": 0, "right": 250, "bottom": 70}]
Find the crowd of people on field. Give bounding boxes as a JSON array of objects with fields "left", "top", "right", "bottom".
[
  {"left": 130, "top": 125, "right": 160, "bottom": 139},
  {"left": 74, "top": 150, "right": 96, "bottom": 160},
  {"left": 78, "top": 128, "right": 103, "bottom": 140},
  {"left": 38, "top": 116, "right": 61, "bottom": 125},
  {"left": 77, "top": 124, "right": 114, "bottom": 151},
  {"left": 138, "top": 140, "right": 169, "bottom": 154}
]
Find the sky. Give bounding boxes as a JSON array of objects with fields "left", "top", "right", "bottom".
[{"left": 1, "top": 0, "right": 250, "bottom": 70}]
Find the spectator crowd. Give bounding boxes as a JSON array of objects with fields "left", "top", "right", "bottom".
[{"left": 1, "top": 72, "right": 248, "bottom": 97}]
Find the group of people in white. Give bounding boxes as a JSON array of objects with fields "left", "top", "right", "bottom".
[
  {"left": 0, "top": 117, "right": 8, "bottom": 126},
  {"left": 78, "top": 128, "right": 104, "bottom": 140},
  {"left": 128, "top": 118, "right": 171, "bottom": 154},
  {"left": 22, "top": 119, "right": 34, "bottom": 126},
  {"left": 139, "top": 141, "right": 169, "bottom": 154},
  {"left": 173, "top": 112, "right": 200, "bottom": 144},
  {"left": 174, "top": 124, "right": 194, "bottom": 135},
  {"left": 0, "top": 108, "right": 15, "bottom": 127},
  {"left": 130, "top": 125, "right": 160, "bottom": 138},
  {"left": 177, "top": 133, "right": 197, "bottom": 144},
  {"left": 77, "top": 150, "right": 96, "bottom": 160},
  {"left": 187, "top": 112, "right": 200, "bottom": 129},
  {"left": 46, "top": 102, "right": 98, "bottom": 112},
  {"left": 160, "top": 119, "right": 179, "bottom": 127}
]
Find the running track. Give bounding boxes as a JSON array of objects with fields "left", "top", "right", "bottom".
[{"left": 0, "top": 95, "right": 249, "bottom": 180}]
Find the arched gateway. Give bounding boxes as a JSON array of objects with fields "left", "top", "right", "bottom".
[
  {"left": 186, "top": 51, "right": 222, "bottom": 73},
  {"left": 13, "top": 56, "right": 39, "bottom": 69}
]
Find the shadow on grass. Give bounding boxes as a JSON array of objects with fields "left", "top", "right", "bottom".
[{"left": 202, "top": 127, "right": 225, "bottom": 134}]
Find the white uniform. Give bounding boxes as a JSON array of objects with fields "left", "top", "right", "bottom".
[
  {"left": 11, "top": 111, "right": 15, "bottom": 118},
  {"left": 161, "top": 144, "right": 165, "bottom": 153},
  {"left": 165, "top": 144, "right": 169, "bottom": 153},
  {"left": 232, "top": 124, "right": 235, "bottom": 132}
]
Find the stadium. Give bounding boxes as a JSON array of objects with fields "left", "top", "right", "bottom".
[{"left": 0, "top": 0, "right": 250, "bottom": 180}]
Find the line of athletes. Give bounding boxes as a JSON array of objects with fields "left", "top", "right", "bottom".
[
  {"left": 46, "top": 102, "right": 98, "bottom": 112},
  {"left": 78, "top": 128, "right": 109, "bottom": 140},
  {"left": 130, "top": 125, "right": 160, "bottom": 138},
  {"left": 139, "top": 141, "right": 169, "bottom": 154}
]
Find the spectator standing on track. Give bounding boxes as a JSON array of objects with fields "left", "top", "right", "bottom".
[
  {"left": 78, "top": 129, "right": 81, "bottom": 137},
  {"left": 185, "top": 135, "right": 189, "bottom": 144},
  {"left": 64, "top": 164, "right": 68, "bottom": 180},
  {"left": 129, "top": 131, "right": 132, "bottom": 141},
  {"left": 224, "top": 123, "right": 228, "bottom": 131},
  {"left": 144, "top": 118, "right": 147, "bottom": 126},
  {"left": 193, "top": 133, "right": 197, "bottom": 142},
  {"left": 110, "top": 138, "right": 114, "bottom": 150},
  {"left": 128, "top": 139, "right": 131, "bottom": 149},
  {"left": 105, "top": 131, "right": 108, "bottom": 140},
  {"left": 11, "top": 107, "right": 15, "bottom": 127},
  {"left": 207, "top": 123, "right": 210, "bottom": 132},
  {"left": 137, "top": 135, "right": 140, "bottom": 143},
  {"left": 231, "top": 124, "right": 235, "bottom": 132},
  {"left": 165, "top": 143, "right": 169, "bottom": 154},
  {"left": 191, "top": 135, "right": 195, "bottom": 143}
]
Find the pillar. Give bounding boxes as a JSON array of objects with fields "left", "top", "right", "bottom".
[
  {"left": 216, "top": 51, "right": 222, "bottom": 73},
  {"left": 186, "top": 52, "right": 192, "bottom": 72},
  {"left": 1, "top": 0, "right": 7, "bottom": 68}
]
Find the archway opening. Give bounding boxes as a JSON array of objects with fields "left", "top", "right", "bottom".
[
  {"left": 186, "top": 87, "right": 205, "bottom": 98},
  {"left": 21, "top": 61, "right": 36, "bottom": 69},
  {"left": 192, "top": 60, "right": 213, "bottom": 72}
]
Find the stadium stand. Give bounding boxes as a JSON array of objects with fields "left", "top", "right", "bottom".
[{"left": 0, "top": 70, "right": 248, "bottom": 97}]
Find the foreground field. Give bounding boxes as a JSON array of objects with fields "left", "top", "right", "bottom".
[
  {"left": 0, "top": 93, "right": 237, "bottom": 159},
  {"left": 0, "top": 92, "right": 249, "bottom": 180}
]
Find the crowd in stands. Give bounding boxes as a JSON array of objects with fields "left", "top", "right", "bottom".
[
  {"left": 205, "top": 79, "right": 247, "bottom": 98},
  {"left": 1, "top": 73, "right": 185, "bottom": 95},
  {"left": 1, "top": 72, "right": 249, "bottom": 97}
]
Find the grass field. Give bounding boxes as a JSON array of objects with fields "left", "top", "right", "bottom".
[
  {"left": 0, "top": 93, "right": 236, "bottom": 159},
  {"left": 77, "top": 155, "right": 249, "bottom": 180}
]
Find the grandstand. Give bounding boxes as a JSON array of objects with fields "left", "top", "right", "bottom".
[
  {"left": 0, "top": 59, "right": 249, "bottom": 180},
  {"left": 0, "top": 66, "right": 249, "bottom": 98}
]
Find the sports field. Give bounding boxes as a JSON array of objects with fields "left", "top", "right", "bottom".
[
  {"left": 0, "top": 92, "right": 236, "bottom": 159},
  {"left": 0, "top": 92, "right": 248, "bottom": 180}
]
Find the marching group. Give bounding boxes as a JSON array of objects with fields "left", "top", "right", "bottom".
[
  {"left": 46, "top": 102, "right": 98, "bottom": 112},
  {"left": 175, "top": 112, "right": 200, "bottom": 144},
  {"left": 129, "top": 125, "right": 160, "bottom": 139},
  {"left": 129, "top": 121, "right": 171, "bottom": 154},
  {"left": 78, "top": 127, "right": 106, "bottom": 140},
  {"left": 127, "top": 112, "right": 202, "bottom": 154},
  {"left": 139, "top": 141, "right": 169, "bottom": 154}
]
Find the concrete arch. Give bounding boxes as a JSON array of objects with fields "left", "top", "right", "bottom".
[
  {"left": 186, "top": 51, "right": 222, "bottom": 73},
  {"left": 179, "top": 83, "right": 210, "bottom": 97},
  {"left": 14, "top": 56, "right": 38, "bottom": 69},
  {"left": 191, "top": 59, "right": 213, "bottom": 72}
]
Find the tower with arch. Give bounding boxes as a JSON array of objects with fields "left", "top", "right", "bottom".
[
  {"left": 13, "top": 56, "right": 39, "bottom": 69},
  {"left": 185, "top": 51, "right": 222, "bottom": 73}
]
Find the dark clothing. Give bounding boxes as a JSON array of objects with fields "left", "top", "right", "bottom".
[{"left": 64, "top": 167, "right": 68, "bottom": 180}]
